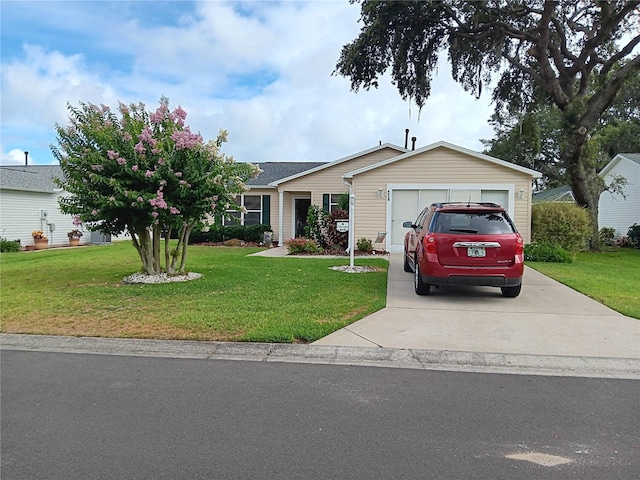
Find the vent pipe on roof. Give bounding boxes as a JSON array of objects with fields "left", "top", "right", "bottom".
[
  {"left": 411, "top": 137, "right": 417, "bottom": 151},
  {"left": 24, "top": 151, "right": 29, "bottom": 165},
  {"left": 404, "top": 129, "right": 409, "bottom": 149}
]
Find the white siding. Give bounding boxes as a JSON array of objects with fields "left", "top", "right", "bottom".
[
  {"left": 0, "top": 190, "right": 88, "bottom": 247},
  {"left": 598, "top": 158, "right": 640, "bottom": 237}
]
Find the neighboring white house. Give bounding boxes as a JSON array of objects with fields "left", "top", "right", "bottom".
[
  {"left": 0, "top": 165, "right": 109, "bottom": 248},
  {"left": 598, "top": 153, "right": 640, "bottom": 237}
]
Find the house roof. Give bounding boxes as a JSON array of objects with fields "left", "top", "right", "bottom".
[
  {"left": 599, "top": 153, "right": 640, "bottom": 178},
  {"left": 532, "top": 185, "right": 575, "bottom": 203},
  {"left": 268, "top": 143, "right": 407, "bottom": 186},
  {"left": 343, "top": 141, "right": 542, "bottom": 179},
  {"left": 0, "top": 165, "right": 64, "bottom": 193},
  {"left": 247, "top": 162, "right": 328, "bottom": 187}
]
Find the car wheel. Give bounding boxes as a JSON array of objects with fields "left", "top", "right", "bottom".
[
  {"left": 414, "top": 256, "right": 431, "bottom": 295},
  {"left": 501, "top": 284, "right": 522, "bottom": 298},
  {"left": 403, "top": 247, "right": 412, "bottom": 272}
]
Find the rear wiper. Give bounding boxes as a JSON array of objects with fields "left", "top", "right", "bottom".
[{"left": 449, "top": 228, "right": 478, "bottom": 234}]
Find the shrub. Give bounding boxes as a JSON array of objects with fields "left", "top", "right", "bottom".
[
  {"left": 285, "top": 237, "right": 322, "bottom": 254},
  {"left": 524, "top": 242, "right": 573, "bottom": 263},
  {"left": 189, "top": 224, "right": 271, "bottom": 244},
  {"left": 599, "top": 227, "right": 616, "bottom": 246},
  {"left": 304, "top": 205, "right": 327, "bottom": 247},
  {"left": 357, "top": 237, "right": 373, "bottom": 253},
  {"left": 616, "top": 236, "right": 633, "bottom": 248},
  {"left": 628, "top": 223, "right": 640, "bottom": 249},
  {"left": 531, "top": 202, "right": 591, "bottom": 252},
  {"left": 324, "top": 209, "right": 349, "bottom": 250},
  {"left": 1, "top": 238, "right": 21, "bottom": 253}
]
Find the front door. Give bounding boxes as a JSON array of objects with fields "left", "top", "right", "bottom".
[{"left": 294, "top": 198, "right": 311, "bottom": 237}]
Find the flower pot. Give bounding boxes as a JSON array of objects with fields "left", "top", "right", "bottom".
[
  {"left": 34, "top": 239, "right": 48, "bottom": 250},
  {"left": 69, "top": 238, "right": 80, "bottom": 247}
]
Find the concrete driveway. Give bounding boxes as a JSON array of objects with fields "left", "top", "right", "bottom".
[{"left": 313, "top": 253, "right": 640, "bottom": 359}]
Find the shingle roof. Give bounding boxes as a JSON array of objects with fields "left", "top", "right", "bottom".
[
  {"left": 0, "top": 165, "right": 64, "bottom": 193},
  {"left": 532, "top": 185, "right": 575, "bottom": 203},
  {"left": 619, "top": 153, "right": 640, "bottom": 165},
  {"left": 247, "top": 162, "right": 328, "bottom": 186}
]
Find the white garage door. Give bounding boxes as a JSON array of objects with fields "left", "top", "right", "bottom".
[{"left": 388, "top": 186, "right": 511, "bottom": 252}]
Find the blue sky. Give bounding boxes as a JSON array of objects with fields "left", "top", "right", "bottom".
[{"left": 1, "top": 0, "right": 495, "bottom": 166}]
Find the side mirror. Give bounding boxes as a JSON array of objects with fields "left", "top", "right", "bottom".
[{"left": 402, "top": 221, "right": 415, "bottom": 229}]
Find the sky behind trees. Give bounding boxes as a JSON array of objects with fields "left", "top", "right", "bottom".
[{"left": 1, "top": 0, "right": 494, "bottom": 166}]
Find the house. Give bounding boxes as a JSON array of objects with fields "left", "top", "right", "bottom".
[
  {"left": 532, "top": 185, "right": 575, "bottom": 204},
  {"left": 247, "top": 141, "right": 541, "bottom": 252},
  {"left": 598, "top": 153, "right": 640, "bottom": 237},
  {"left": 1, "top": 140, "right": 542, "bottom": 252},
  {"left": 0, "top": 165, "right": 107, "bottom": 248}
]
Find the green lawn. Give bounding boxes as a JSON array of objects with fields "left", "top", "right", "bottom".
[
  {"left": 0, "top": 243, "right": 388, "bottom": 343},
  {"left": 527, "top": 248, "right": 640, "bottom": 319}
]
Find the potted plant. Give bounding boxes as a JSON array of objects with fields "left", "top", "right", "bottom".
[
  {"left": 32, "top": 230, "right": 49, "bottom": 250},
  {"left": 67, "top": 229, "right": 83, "bottom": 246}
]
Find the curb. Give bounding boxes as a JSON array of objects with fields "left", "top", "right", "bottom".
[{"left": 2, "top": 334, "right": 638, "bottom": 379}]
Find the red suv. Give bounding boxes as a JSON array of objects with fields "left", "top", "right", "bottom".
[{"left": 403, "top": 202, "right": 524, "bottom": 297}]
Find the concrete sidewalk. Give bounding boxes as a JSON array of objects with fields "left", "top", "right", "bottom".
[{"left": 313, "top": 253, "right": 640, "bottom": 360}]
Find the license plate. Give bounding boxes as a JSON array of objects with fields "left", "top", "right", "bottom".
[{"left": 467, "top": 247, "right": 486, "bottom": 257}]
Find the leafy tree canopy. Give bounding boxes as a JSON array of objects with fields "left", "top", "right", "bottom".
[
  {"left": 336, "top": 0, "right": 640, "bottom": 248},
  {"left": 52, "top": 98, "right": 259, "bottom": 275}
]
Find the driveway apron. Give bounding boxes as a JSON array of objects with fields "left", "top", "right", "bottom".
[{"left": 313, "top": 253, "right": 640, "bottom": 359}]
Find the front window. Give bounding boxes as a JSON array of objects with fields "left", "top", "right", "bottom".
[
  {"left": 224, "top": 195, "right": 262, "bottom": 226},
  {"left": 329, "top": 194, "right": 341, "bottom": 212}
]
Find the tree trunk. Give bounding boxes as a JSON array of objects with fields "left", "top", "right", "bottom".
[
  {"left": 131, "top": 226, "right": 158, "bottom": 274},
  {"left": 561, "top": 135, "right": 603, "bottom": 251}
]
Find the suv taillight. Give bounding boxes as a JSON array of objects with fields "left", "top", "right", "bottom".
[
  {"left": 515, "top": 235, "right": 524, "bottom": 254},
  {"left": 424, "top": 235, "right": 437, "bottom": 254}
]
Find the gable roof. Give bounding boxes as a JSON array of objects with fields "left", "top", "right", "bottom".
[
  {"left": 0, "top": 165, "right": 64, "bottom": 193},
  {"left": 599, "top": 153, "right": 640, "bottom": 178},
  {"left": 343, "top": 140, "right": 542, "bottom": 179},
  {"left": 269, "top": 143, "right": 407, "bottom": 186},
  {"left": 247, "top": 162, "right": 328, "bottom": 187},
  {"left": 532, "top": 185, "right": 575, "bottom": 203}
]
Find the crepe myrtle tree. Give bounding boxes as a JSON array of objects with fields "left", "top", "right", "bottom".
[{"left": 52, "top": 97, "right": 259, "bottom": 275}]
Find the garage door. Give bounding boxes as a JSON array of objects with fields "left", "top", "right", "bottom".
[{"left": 389, "top": 186, "right": 510, "bottom": 252}]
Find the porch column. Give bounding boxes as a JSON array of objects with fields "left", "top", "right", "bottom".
[{"left": 278, "top": 189, "right": 284, "bottom": 246}]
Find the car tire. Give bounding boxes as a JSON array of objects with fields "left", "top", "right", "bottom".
[
  {"left": 403, "top": 247, "right": 412, "bottom": 272},
  {"left": 414, "top": 256, "right": 431, "bottom": 295},
  {"left": 501, "top": 284, "right": 521, "bottom": 298}
]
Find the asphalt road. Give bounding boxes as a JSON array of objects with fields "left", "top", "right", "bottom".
[{"left": 2, "top": 350, "right": 639, "bottom": 480}]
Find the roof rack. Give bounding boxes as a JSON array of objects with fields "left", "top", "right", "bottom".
[{"left": 430, "top": 202, "right": 502, "bottom": 208}]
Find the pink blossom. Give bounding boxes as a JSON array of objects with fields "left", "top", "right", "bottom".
[
  {"left": 158, "top": 158, "right": 165, "bottom": 166},
  {"left": 117, "top": 157, "right": 126, "bottom": 165},
  {"left": 91, "top": 164, "right": 103, "bottom": 171},
  {"left": 170, "top": 128, "right": 202, "bottom": 150},
  {"left": 175, "top": 172, "right": 182, "bottom": 177},
  {"left": 211, "top": 203, "right": 217, "bottom": 210},
  {"left": 132, "top": 165, "right": 139, "bottom": 172},
  {"left": 173, "top": 106, "right": 187, "bottom": 127},
  {"left": 131, "top": 202, "right": 136, "bottom": 207},
  {"left": 138, "top": 127, "right": 157, "bottom": 147},
  {"left": 151, "top": 211, "right": 159, "bottom": 218},
  {"left": 107, "top": 150, "right": 119, "bottom": 160},
  {"left": 145, "top": 170, "right": 154, "bottom": 178},
  {"left": 91, "top": 209, "right": 98, "bottom": 216},
  {"left": 179, "top": 180, "right": 187, "bottom": 186},
  {"left": 72, "top": 215, "right": 83, "bottom": 226},
  {"left": 159, "top": 180, "right": 167, "bottom": 186},
  {"left": 123, "top": 131, "right": 132, "bottom": 142},
  {"left": 169, "top": 207, "right": 180, "bottom": 215},
  {"left": 137, "top": 196, "right": 144, "bottom": 202},
  {"left": 134, "top": 142, "right": 145, "bottom": 154}
]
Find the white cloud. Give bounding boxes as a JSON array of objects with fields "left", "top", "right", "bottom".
[{"left": 0, "top": 0, "right": 495, "bottom": 166}]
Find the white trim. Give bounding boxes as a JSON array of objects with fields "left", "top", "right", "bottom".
[
  {"left": 269, "top": 143, "right": 406, "bottom": 187},
  {"left": 344, "top": 140, "right": 542, "bottom": 179},
  {"left": 278, "top": 190, "right": 284, "bottom": 246}
]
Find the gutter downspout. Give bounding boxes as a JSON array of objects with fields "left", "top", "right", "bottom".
[{"left": 278, "top": 189, "right": 284, "bottom": 246}]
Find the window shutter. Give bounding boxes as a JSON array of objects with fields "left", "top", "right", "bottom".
[
  {"left": 322, "top": 194, "right": 329, "bottom": 213},
  {"left": 262, "top": 195, "right": 270, "bottom": 225}
]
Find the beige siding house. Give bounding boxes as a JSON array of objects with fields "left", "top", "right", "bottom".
[{"left": 248, "top": 141, "right": 541, "bottom": 252}]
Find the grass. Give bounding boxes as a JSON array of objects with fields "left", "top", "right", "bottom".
[
  {"left": 527, "top": 248, "right": 640, "bottom": 319},
  {"left": 0, "top": 243, "right": 388, "bottom": 343}
]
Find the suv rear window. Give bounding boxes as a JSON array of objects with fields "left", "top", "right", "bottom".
[{"left": 432, "top": 212, "right": 515, "bottom": 235}]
